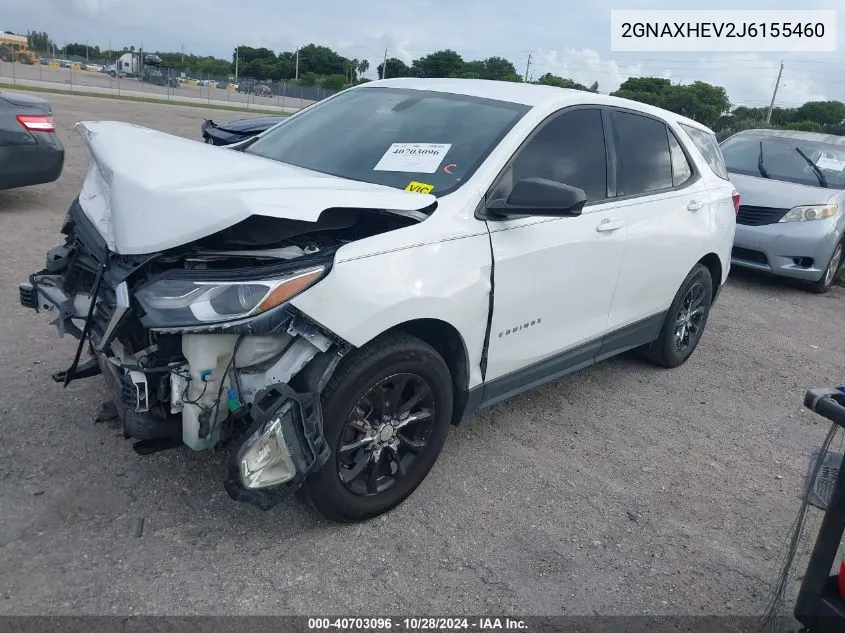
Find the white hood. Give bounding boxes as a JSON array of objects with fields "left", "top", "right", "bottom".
[{"left": 74, "top": 121, "right": 436, "bottom": 255}]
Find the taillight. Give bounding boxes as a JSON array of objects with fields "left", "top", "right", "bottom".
[
  {"left": 16, "top": 114, "right": 55, "bottom": 132},
  {"left": 731, "top": 191, "right": 740, "bottom": 215}
]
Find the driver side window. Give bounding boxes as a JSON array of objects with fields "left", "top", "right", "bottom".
[{"left": 492, "top": 108, "right": 608, "bottom": 203}]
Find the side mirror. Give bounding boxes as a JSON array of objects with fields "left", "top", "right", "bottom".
[{"left": 487, "top": 178, "right": 587, "bottom": 218}]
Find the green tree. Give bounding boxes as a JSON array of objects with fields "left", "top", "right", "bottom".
[
  {"left": 535, "top": 73, "right": 589, "bottom": 91},
  {"left": 611, "top": 77, "right": 729, "bottom": 127},
  {"left": 297, "top": 43, "right": 349, "bottom": 76},
  {"left": 298, "top": 72, "right": 320, "bottom": 87},
  {"left": 321, "top": 74, "right": 348, "bottom": 90},
  {"left": 357, "top": 59, "right": 370, "bottom": 78},
  {"left": 480, "top": 56, "right": 520, "bottom": 81},
  {"left": 794, "top": 101, "right": 845, "bottom": 127},
  {"left": 26, "top": 31, "right": 54, "bottom": 53},
  {"left": 378, "top": 57, "right": 411, "bottom": 79},
  {"left": 783, "top": 120, "right": 825, "bottom": 132},
  {"left": 411, "top": 49, "right": 464, "bottom": 78}
]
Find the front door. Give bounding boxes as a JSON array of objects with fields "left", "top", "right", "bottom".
[{"left": 482, "top": 107, "right": 626, "bottom": 403}]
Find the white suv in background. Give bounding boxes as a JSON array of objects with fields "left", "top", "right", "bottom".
[{"left": 22, "top": 79, "right": 737, "bottom": 521}]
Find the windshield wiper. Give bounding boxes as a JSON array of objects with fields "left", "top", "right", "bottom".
[
  {"left": 757, "top": 141, "right": 770, "bottom": 179},
  {"left": 795, "top": 147, "right": 828, "bottom": 188}
]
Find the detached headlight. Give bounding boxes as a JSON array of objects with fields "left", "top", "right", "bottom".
[
  {"left": 136, "top": 265, "right": 325, "bottom": 327},
  {"left": 780, "top": 204, "right": 839, "bottom": 222},
  {"left": 237, "top": 412, "right": 296, "bottom": 489}
]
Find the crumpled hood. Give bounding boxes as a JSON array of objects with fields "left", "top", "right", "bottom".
[{"left": 74, "top": 121, "right": 436, "bottom": 255}]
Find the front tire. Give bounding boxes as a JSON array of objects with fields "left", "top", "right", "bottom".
[
  {"left": 302, "top": 333, "right": 453, "bottom": 522},
  {"left": 807, "top": 239, "right": 843, "bottom": 294},
  {"left": 644, "top": 264, "right": 713, "bottom": 368}
]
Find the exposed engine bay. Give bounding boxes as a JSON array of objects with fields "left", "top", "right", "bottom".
[{"left": 20, "top": 198, "right": 424, "bottom": 509}]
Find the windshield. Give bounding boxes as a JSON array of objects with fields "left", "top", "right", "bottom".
[
  {"left": 244, "top": 87, "right": 530, "bottom": 197},
  {"left": 720, "top": 133, "right": 845, "bottom": 189}
]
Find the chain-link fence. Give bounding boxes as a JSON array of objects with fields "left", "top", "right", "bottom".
[{"left": 0, "top": 51, "right": 342, "bottom": 111}]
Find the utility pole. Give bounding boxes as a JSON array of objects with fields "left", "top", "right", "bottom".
[
  {"left": 85, "top": 40, "right": 88, "bottom": 62},
  {"left": 295, "top": 47, "right": 300, "bottom": 80},
  {"left": 766, "top": 60, "right": 784, "bottom": 125},
  {"left": 234, "top": 47, "right": 238, "bottom": 82},
  {"left": 181, "top": 43, "right": 184, "bottom": 63},
  {"left": 382, "top": 48, "right": 388, "bottom": 79},
  {"left": 523, "top": 53, "right": 532, "bottom": 82}
]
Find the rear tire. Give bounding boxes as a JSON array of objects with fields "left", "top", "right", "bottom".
[
  {"left": 643, "top": 264, "right": 713, "bottom": 368},
  {"left": 302, "top": 333, "right": 453, "bottom": 522},
  {"left": 806, "top": 239, "right": 843, "bottom": 294}
]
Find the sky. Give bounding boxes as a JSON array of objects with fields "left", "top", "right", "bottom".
[{"left": 4, "top": 0, "right": 844, "bottom": 108}]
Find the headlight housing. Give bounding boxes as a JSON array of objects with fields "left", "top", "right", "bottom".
[
  {"left": 136, "top": 264, "right": 325, "bottom": 327},
  {"left": 779, "top": 204, "right": 839, "bottom": 222}
]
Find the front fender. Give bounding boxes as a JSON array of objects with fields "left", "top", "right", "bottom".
[{"left": 290, "top": 234, "right": 492, "bottom": 390}]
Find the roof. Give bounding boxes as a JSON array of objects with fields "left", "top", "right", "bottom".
[
  {"left": 0, "top": 33, "right": 27, "bottom": 46},
  {"left": 358, "top": 77, "right": 712, "bottom": 132},
  {"left": 733, "top": 128, "right": 845, "bottom": 146}
]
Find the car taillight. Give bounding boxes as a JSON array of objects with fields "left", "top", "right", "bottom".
[
  {"left": 731, "top": 191, "right": 740, "bottom": 215},
  {"left": 16, "top": 114, "right": 55, "bottom": 132}
]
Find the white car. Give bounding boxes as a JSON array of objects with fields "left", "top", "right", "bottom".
[{"left": 20, "top": 78, "right": 737, "bottom": 521}]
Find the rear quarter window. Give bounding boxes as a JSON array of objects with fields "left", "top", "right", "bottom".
[{"left": 679, "top": 123, "right": 729, "bottom": 181}]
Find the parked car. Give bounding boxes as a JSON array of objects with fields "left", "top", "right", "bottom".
[
  {"left": 253, "top": 84, "right": 272, "bottom": 98},
  {"left": 0, "top": 91, "right": 64, "bottom": 190},
  {"left": 201, "top": 116, "right": 286, "bottom": 146},
  {"left": 721, "top": 129, "right": 845, "bottom": 293},
  {"left": 19, "top": 78, "right": 736, "bottom": 521}
]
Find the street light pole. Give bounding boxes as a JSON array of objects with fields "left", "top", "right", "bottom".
[
  {"left": 295, "top": 46, "right": 300, "bottom": 80},
  {"left": 766, "top": 60, "right": 784, "bottom": 125}
]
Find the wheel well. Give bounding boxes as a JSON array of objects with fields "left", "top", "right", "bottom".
[
  {"left": 698, "top": 253, "right": 722, "bottom": 288},
  {"left": 388, "top": 319, "right": 470, "bottom": 426}
]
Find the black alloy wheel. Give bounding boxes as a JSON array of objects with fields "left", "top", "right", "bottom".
[{"left": 302, "top": 333, "right": 453, "bottom": 522}]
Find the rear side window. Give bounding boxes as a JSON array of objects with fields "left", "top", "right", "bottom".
[
  {"left": 680, "top": 123, "right": 729, "bottom": 180},
  {"left": 613, "top": 111, "right": 672, "bottom": 195},
  {"left": 668, "top": 131, "right": 693, "bottom": 186}
]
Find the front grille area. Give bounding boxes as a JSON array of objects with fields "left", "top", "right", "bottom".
[
  {"left": 732, "top": 246, "right": 769, "bottom": 265},
  {"left": 736, "top": 205, "right": 790, "bottom": 226}
]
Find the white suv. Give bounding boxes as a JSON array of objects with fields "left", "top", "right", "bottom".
[{"left": 21, "top": 78, "right": 737, "bottom": 521}]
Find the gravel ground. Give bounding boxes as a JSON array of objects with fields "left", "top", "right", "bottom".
[{"left": 0, "top": 93, "right": 843, "bottom": 619}]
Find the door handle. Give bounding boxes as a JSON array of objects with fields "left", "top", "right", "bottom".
[
  {"left": 687, "top": 199, "right": 704, "bottom": 211},
  {"left": 596, "top": 218, "right": 624, "bottom": 232}
]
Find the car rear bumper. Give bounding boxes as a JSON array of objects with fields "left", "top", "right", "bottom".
[
  {"left": 0, "top": 142, "right": 64, "bottom": 190},
  {"left": 731, "top": 219, "right": 842, "bottom": 281}
]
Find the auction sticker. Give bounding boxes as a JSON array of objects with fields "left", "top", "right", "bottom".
[
  {"left": 816, "top": 156, "right": 845, "bottom": 172},
  {"left": 374, "top": 143, "right": 451, "bottom": 173},
  {"left": 405, "top": 181, "right": 434, "bottom": 194}
]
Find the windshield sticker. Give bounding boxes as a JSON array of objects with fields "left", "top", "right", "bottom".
[
  {"left": 405, "top": 181, "right": 434, "bottom": 194},
  {"left": 374, "top": 143, "right": 452, "bottom": 173},
  {"left": 816, "top": 156, "right": 845, "bottom": 172}
]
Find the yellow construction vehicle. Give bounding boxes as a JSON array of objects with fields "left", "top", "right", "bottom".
[{"left": 0, "top": 32, "right": 38, "bottom": 64}]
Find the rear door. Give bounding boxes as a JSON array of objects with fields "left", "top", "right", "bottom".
[{"left": 605, "top": 108, "right": 713, "bottom": 333}]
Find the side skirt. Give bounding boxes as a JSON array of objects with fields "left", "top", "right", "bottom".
[{"left": 454, "top": 311, "right": 666, "bottom": 424}]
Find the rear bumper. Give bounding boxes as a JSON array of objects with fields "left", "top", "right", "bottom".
[
  {"left": 732, "top": 219, "right": 842, "bottom": 281},
  {"left": 0, "top": 141, "right": 64, "bottom": 190}
]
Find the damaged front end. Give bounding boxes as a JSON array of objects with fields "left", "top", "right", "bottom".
[{"left": 18, "top": 198, "right": 428, "bottom": 509}]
